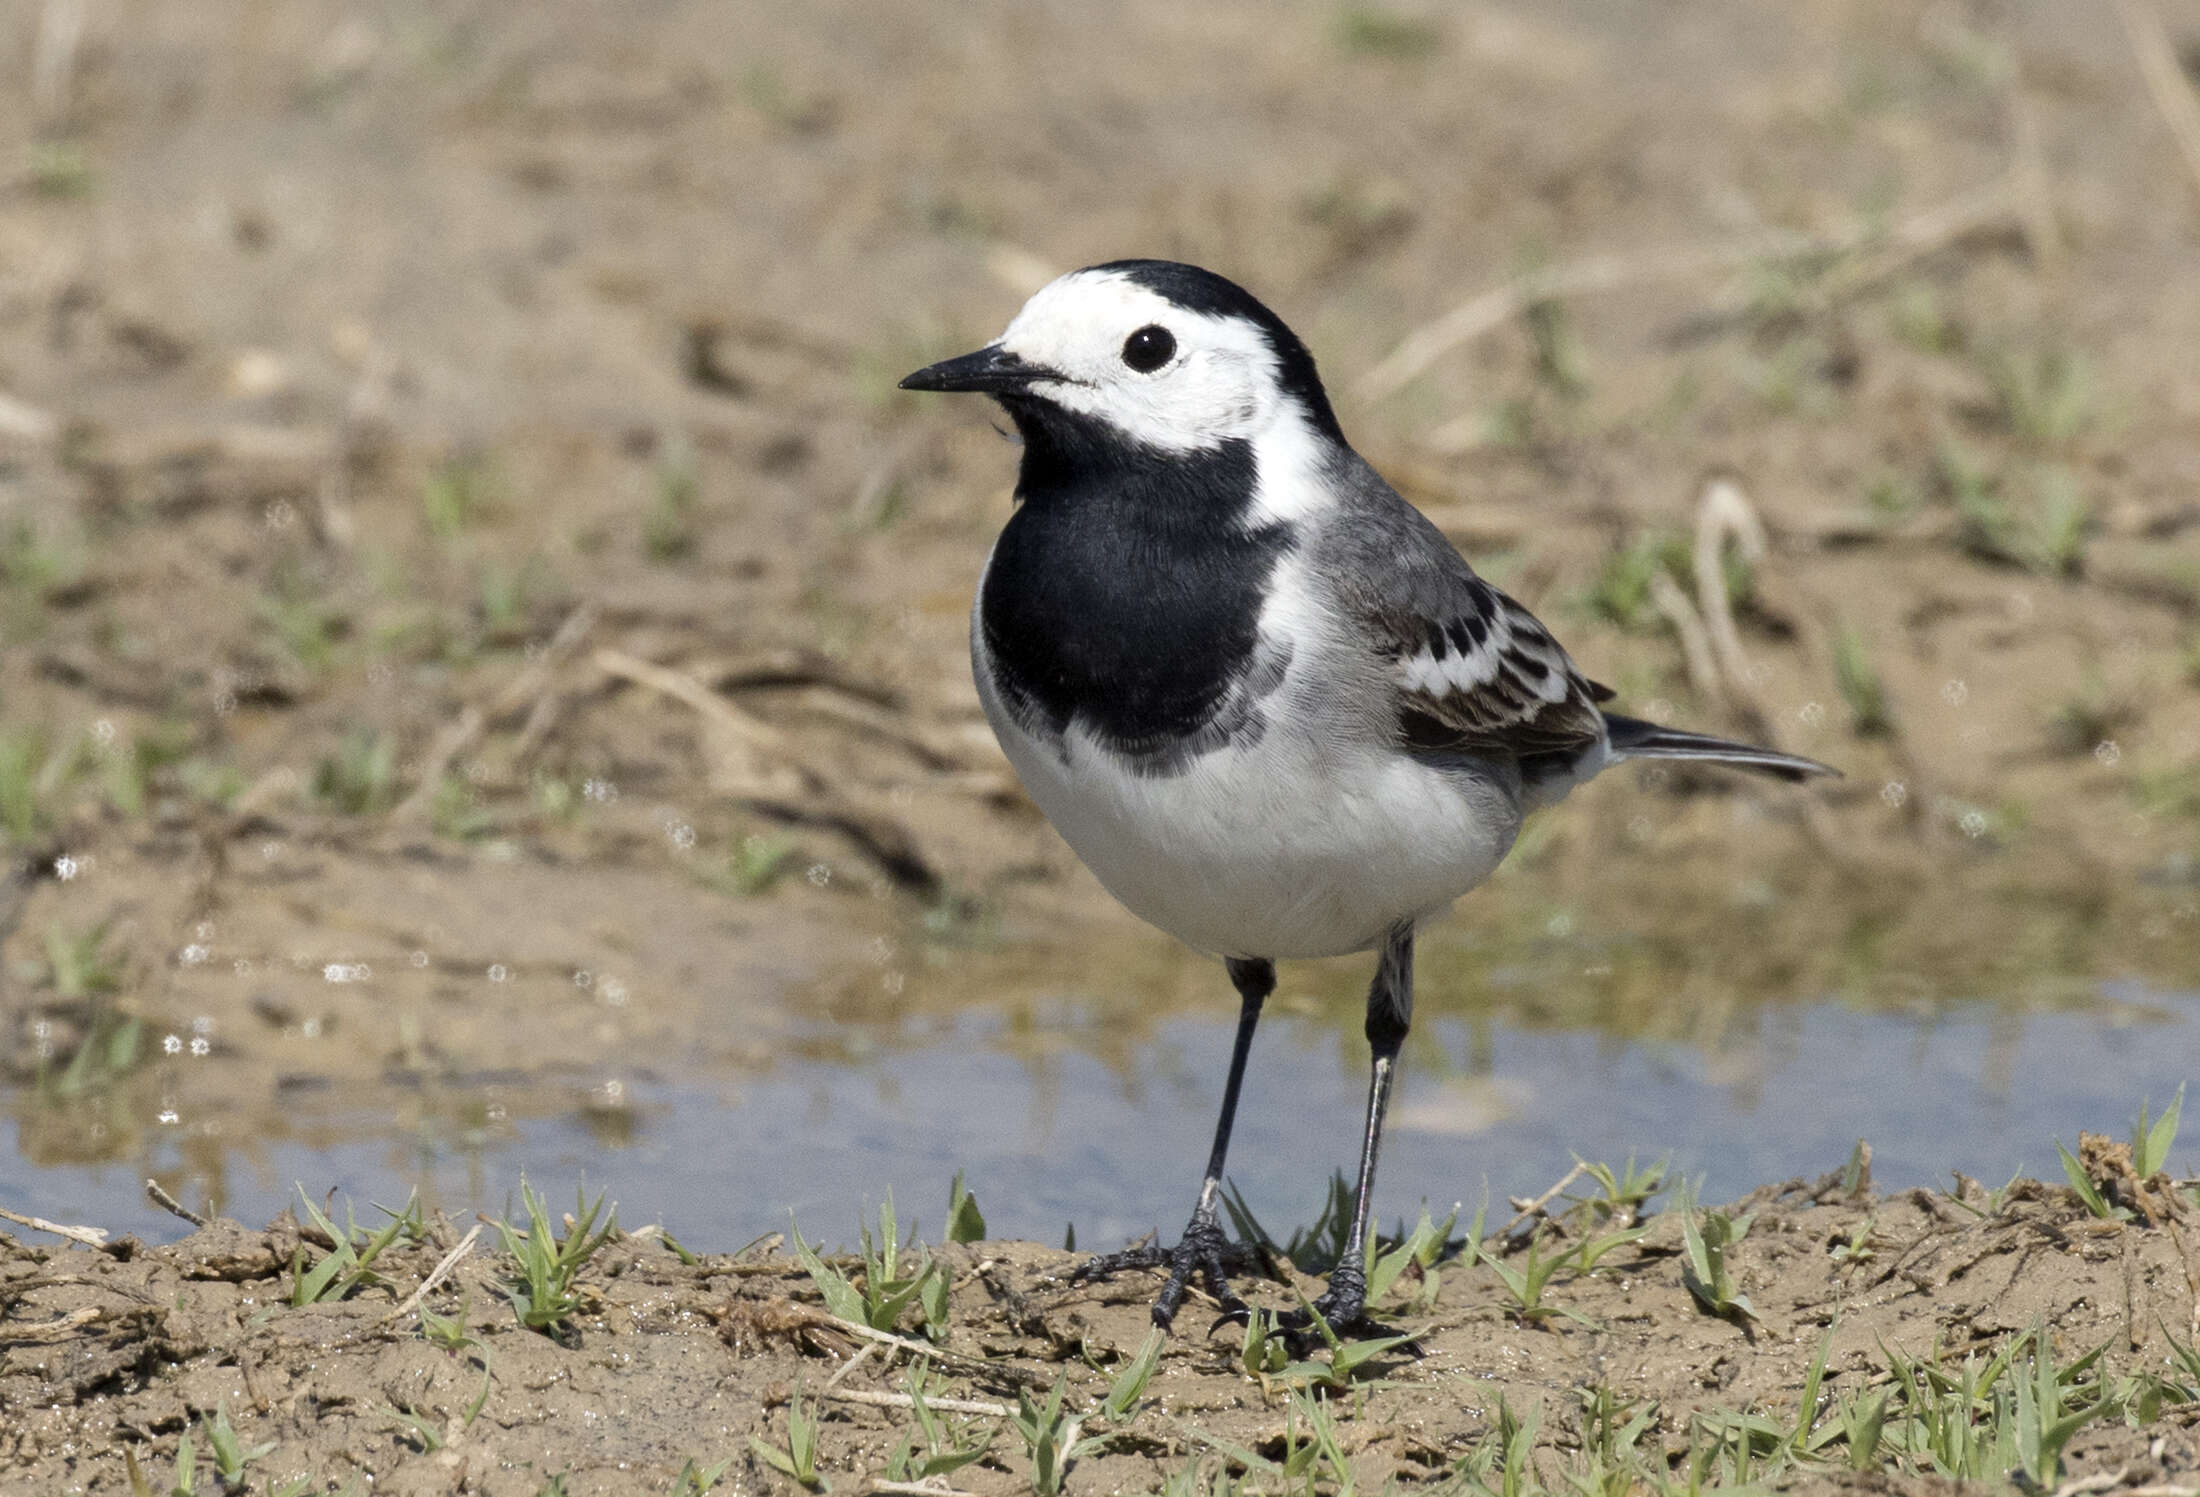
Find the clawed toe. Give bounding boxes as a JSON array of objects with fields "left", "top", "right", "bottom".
[
  {"left": 1270, "top": 1269, "right": 1403, "bottom": 1348},
  {"left": 1068, "top": 1238, "right": 1168, "bottom": 1283},
  {"left": 1070, "top": 1218, "right": 1265, "bottom": 1330}
]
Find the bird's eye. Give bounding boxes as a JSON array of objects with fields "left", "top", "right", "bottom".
[{"left": 1120, "top": 324, "right": 1176, "bottom": 373}]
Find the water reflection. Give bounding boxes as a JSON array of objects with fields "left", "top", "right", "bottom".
[{"left": 9, "top": 978, "right": 2192, "bottom": 1251}]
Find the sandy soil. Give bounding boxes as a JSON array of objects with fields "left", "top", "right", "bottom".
[
  {"left": 8, "top": 1156, "right": 2200, "bottom": 1493},
  {"left": 4, "top": 0, "right": 2200, "bottom": 1488}
]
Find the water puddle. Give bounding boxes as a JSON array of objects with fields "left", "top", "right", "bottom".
[{"left": 10, "top": 967, "right": 2192, "bottom": 1250}]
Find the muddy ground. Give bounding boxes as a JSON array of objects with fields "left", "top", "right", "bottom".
[
  {"left": 4, "top": 0, "right": 2200, "bottom": 1489},
  {"left": 9, "top": 1154, "right": 2200, "bottom": 1494}
]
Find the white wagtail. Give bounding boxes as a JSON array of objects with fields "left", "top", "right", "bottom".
[{"left": 901, "top": 260, "right": 1835, "bottom": 1333}]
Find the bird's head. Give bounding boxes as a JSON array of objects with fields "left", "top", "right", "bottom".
[{"left": 900, "top": 260, "right": 1344, "bottom": 458}]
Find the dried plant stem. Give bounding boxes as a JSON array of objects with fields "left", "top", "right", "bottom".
[
  {"left": 383, "top": 1223, "right": 483, "bottom": 1323},
  {"left": 1500, "top": 1161, "right": 1588, "bottom": 1238},
  {"left": 0, "top": 1204, "right": 109, "bottom": 1249},
  {"left": 145, "top": 1178, "right": 207, "bottom": 1228},
  {"left": 1356, "top": 178, "right": 2020, "bottom": 402},
  {"left": 2114, "top": 0, "right": 2200, "bottom": 210},
  {"left": 1648, "top": 569, "right": 1721, "bottom": 709},
  {"left": 822, "top": 1386, "right": 1013, "bottom": 1419}
]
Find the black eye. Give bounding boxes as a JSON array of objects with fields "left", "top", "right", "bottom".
[{"left": 1121, "top": 324, "right": 1176, "bottom": 373}]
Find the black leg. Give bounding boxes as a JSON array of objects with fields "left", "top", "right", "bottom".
[
  {"left": 1073, "top": 956, "right": 1274, "bottom": 1329},
  {"left": 1289, "top": 922, "right": 1413, "bottom": 1336}
]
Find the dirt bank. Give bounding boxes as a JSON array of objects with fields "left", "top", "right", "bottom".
[{"left": 7, "top": 1148, "right": 2200, "bottom": 1493}]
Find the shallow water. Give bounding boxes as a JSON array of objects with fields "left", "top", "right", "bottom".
[{"left": 11, "top": 974, "right": 2192, "bottom": 1250}]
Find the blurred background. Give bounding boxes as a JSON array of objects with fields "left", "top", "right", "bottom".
[{"left": 1, "top": 0, "right": 2196, "bottom": 1250}]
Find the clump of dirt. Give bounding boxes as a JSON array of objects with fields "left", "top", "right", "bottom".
[{"left": 5, "top": 1160, "right": 2200, "bottom": 1493}]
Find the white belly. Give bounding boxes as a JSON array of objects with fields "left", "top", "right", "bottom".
[{"left": 979, "top": 675, "right": 1522, "bottom": 961}]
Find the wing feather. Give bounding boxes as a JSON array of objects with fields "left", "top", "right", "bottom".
[
  {"left": 1306, "top": 451, "right": 1608, "bottom": 763},
  {"left": 1382, "top": 574, "right": 1606, "bottom": 759}
]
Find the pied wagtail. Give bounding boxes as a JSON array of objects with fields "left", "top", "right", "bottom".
[{"left": 902, "top": 259, "right": 1835, "bottom": 1333}]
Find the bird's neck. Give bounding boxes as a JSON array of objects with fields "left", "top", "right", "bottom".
[
  {"left": 1000, "top": 397, "right": 1274, "bottom": 535},
  {"left": 977, "top": 408, "right": 1295, "bottom": 760}
]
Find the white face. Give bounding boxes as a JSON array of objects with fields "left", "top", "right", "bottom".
[{"left": 994, "top": 268, "right": 1294, "bottom": 453}]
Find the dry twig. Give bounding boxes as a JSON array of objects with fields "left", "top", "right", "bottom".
[
  {"left": 2114, "top": 0, "right": 2200, "bottom": 210},
  {"left": 390, "top": 603, "right": 601, "bottom": 821},
  {"left": 145, "top": 1178, "right": 207, "bottom": 1228},
  {"left": 1647, "top": 570, "right": 1722, "bottom": 708},
  {"left": 0, "top": 390, "right": 59, "bottom": 453},
  {"left": 823, "top": 1339, "right": 879, "bottom": 1392},
  {"left": 823, "top": 1386, "right": 1014, "bottom": 1419},
  {"left": 31, "top": 0, "right": 87, "bottom": 123},
  {"left": 387, "top": 706, "right": 486, "bottom": 826},
  {"left": 382, "top": 1223, "right": 484, "bottom": 1323},
  {"left": 0, "top": 1306, "right": 101, "bottom": 1344},
  {"left": 594, "top": 647, "right": 805, "bottom": 799},
  {"left": 1691, "top": 478, "right": 1777, "bottom": 745},
  {"left": 595, "top": 647, "right": 938, "bottom": 890},
  {"left": 1499, "top": 1161, "right": 1588, "bottom": 1238},
  {"left": 1357, "top": 178, "right": 2020, "bottom": 402},
  {"left": 0, "top": 1204, "right": 109, "bottom": 1249},
  {"left": 1356, "top": 234, "right": 1823, "bottom": 403}
]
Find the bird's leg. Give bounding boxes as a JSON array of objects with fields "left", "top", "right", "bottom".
[
  {"left": 1072, "top": 956, "right": 1274, "bottom": 1329},
  {"left": 1287, "top": 922, "right": 1413, "bottom": 1337}
]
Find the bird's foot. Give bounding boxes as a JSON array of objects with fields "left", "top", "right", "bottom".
[
  {"left": 1275, "top": 1263, "right": 1399, "bottom": 1347},
  {"left": 1070, "top": 1216, "right": 1264, "bottom": 1330}
]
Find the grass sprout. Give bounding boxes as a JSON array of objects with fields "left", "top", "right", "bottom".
[
  {"left": 201, "top": 1402, "right": 277, "bottom": 1486},
  {"left": 1335, "top": 7, "right": 1441, "bottom": 58},
  {"left": 495, "top": 1179, "right": 617, "bottom": 1336},
  {"left": 1474, "top": 1230, "right": 1586, "bottom": 1327},
  {"left": 1278, "top": 1299, "right": 1417, "bottom": 1392},
  {"left": 1569, "top": 1155, "right": 1669, "bottom": 1227},
  {"left": 311, "top": 729, "right": 399, "bottom": 815},
  {"left": 2056, "top": 1145, "right": 2121, "bottom": 1222},
  {"left": 0, "top": 513, "right": 88, "bottom": 599},
  {"left": 723, "top": 833, "right": 796, "bottom": 895},
  {"left": 749, "top": 1383, "right": 829, "bottom": 1492},
  {"left": 289, "top": 1188, "right": 425, "bottom": 1306},
  {"left": 1980, "top": 341, "right": 2099, "bottom": 449},
  {"left": 1011, "top": 1375, "right": 1083, "bottom": 1496},
  {"left": 1944, "top": 448, "right": 2093, "bottom": 578},
  {"left": 1581, "top": 532, "right": 1688, "bottom": 633},
  {"left": 946, "top": 1169, "right": 987, "bottom": 1244},
  {"left": 644, "top": 445, "right": 701, "bottom": 562},
  {"left": 1676, "top": 1180, "right": 1756, "bottom": 1323},
  {"left": 1239, "top": 1307, "right": 1289, "bottom": 1379},
  {"left": 0, "top": 727, "right": 82, "bottom": 846},
  {"left": 1832, "top": 626, "right": 1894, "bottom": 738},
  {"left": 1097, "top": 1328, "right": 1166, "bottom": 1422},
  {"left": 418, "top": 1293, "right": 477, "bottom": 1352},
  {"left": 883, "top": 1364, "right": 992, "bottom": 1484},
  {"left": 1222, "top": 1170, "right": 1354, "bottom": 1274},
  {"left": 1367, "top": 1201, "right": 1456, "bottom": 1311},
  {"left": 423, "top": 458, "right": 490, "bottom": 540},
  {"left": 42, "top": 919, "right": 122, "bottom": 1000},
  {"left": 384, "top": 1356, "right": 491, "bottom": 1454},
  {"left": 2058, "top": 1086, "right": 2186, "bottom": 1221},
  {"left": 791, "top": 1197, "right": 948, "bottom": 1339},
  {"left": 670, "top": 1457, "right": 732, "bottom": 1494},
  {"left": 2135, "top": 1085, "right": 2184, "bottom": 1177},
  {"left": 1449, "top": 1394, "right": 1541, "bottom": 1496},
  {"left": 255, "top": 586, "right": 349, "bottom": 675}
]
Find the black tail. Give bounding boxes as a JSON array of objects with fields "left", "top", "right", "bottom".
[{"left": 1603, "top": 713, "right": 1838, "bottom": 783}]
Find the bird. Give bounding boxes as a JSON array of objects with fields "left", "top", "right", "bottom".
[{"left": 900, "top": 259, "right": 1835, "bottom": 1334}]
